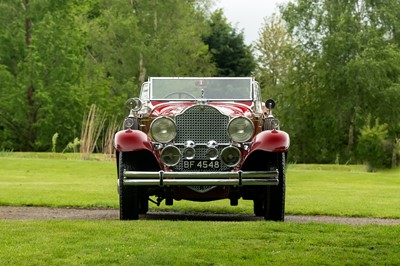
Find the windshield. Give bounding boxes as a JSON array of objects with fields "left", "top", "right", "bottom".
[{"left": 148, "top": 77, "right": 253, "bottom": 100}]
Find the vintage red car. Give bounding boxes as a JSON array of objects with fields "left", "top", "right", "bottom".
[{"left": 114, "top": 77, "right": 289, "bottom": 220}]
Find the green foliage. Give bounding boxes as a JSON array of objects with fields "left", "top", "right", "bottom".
[
  {"left": 204, "top": 9, "right": 255, "bottom": 76},
  {"left": 277, "top": 0, "right": 400, "bottom": 165},
  {"left": 0, "top": 0, "right": 218, "bottom": 152},
  {"left": 51, "top": 133, "right": 59, "bottom": 153},
  {"left": 255, "top": 14, "right": 295, "bottom": 100},
  {"left": 357, "top": 116, "right": 391, "bottom": 171},
  {"left": 63, "top": 138, "right": 80, "bottom": 153}
]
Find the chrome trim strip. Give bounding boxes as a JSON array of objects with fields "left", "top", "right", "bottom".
[{"left": 123, "top": 170, "right": 279, "bottom": 186}]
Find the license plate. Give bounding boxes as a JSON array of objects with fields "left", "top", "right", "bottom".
[{"left": 183, "top": 160, "right": 221, "bottom": 170}]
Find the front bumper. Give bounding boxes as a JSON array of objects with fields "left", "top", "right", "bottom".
[{"left": 123, "top": 170, "right": 279, "bottom": 186}]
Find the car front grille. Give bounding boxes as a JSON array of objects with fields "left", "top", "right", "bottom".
[
  {"left": 173, "top": 104, "right": 231, "bottom": 172},
  {"left": 175, "top": 104, "right": 230, "bottom": 144}
]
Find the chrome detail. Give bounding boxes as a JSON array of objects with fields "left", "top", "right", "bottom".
[
  {"left": 188, "top": 185, "right": 217, "bottom": 193},
  {"left": 175, "top": 105, "right": 230, "bottom": 144},
  {"left": 264, "top": 117, "right": 280, "bottom": 130},
  {"left": 160, "top": 146, "right": 181, "bottom": 166},
  {"left": 182, "top": 147, "right": 195, "bottom": 160},
  {"left": 185, "top": 140, "right": 196, "bottom": 148},
  {"left": 126, "top": 97, "right": 142, "bottom": 112},
  {"left": 124, "top": 117, "right": 135, "bottom": 129},
  {"left": 152, "top": 143, "right": 164, "bottom": 151},
  {"left": 220, "top": 146, "right": 241, "bottom": 167},
  {"left": 150, "top": 117, "right": 177, "bottom": 143},
  {"left": 207, "top": 140, "right": 218, "bottom": 148},
  {"left": 205, "top": 147, "right": 219, "bottom": 160},
  {"left": 123, "top": 170, "right": 279, "bottom": 186},
  {"left": 227, "top": 116, "right": 255, "bottom": 143},
  {"left": 173, "top": 105, "right": 231, "bottom": 171}
]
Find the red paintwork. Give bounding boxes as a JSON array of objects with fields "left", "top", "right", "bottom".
[
  {"left": 149, "top": 101, "right": 255, "bottom": 118},
  {"left": 249, "top": 130, "right": 290, "bottom": 153},
  {"left": 114, "top": 129, "right": 153, "bottom": 152}
]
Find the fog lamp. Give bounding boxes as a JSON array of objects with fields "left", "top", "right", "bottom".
[
  {"left": 220, "top": 146, "right": 241, "bottom": 167},
  {"left": 182, "top": 147, "right": 195, "bottom": 160},
  {"left": 205, "top": 147, "right": 219, "bottom": 161},
  {"left": 160, "top": 145, "right": 181, "bottom": 166}
]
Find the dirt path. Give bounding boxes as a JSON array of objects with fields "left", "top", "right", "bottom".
[{"left": 1, "top": 206, "right": 399, "bottom": 225}]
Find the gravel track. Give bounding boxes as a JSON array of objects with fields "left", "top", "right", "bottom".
[{"left": 1, "top": 206, "right": 399, "bottom": 225}]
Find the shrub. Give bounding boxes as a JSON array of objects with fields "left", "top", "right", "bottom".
[{"left": 357, "top": 116, "right": 391, "bottom": 171}]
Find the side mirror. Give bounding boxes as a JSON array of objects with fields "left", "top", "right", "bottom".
[{"left": 265, "top": 99, "right": 276, "bottom": 110}]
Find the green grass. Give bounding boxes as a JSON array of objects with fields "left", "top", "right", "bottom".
[
  {"left": 1, "top": 153, "right": 400, "bottom": 265},
  {"left": 0, "top": 155, "right": 116, "bottom": 207},
  {"left": 0, "top": 220, "right": 399, "bottom": 265},
  {"left": 1, "top": 153, "right": 399, "bottom": 218},
  {"left": 286, "top": 164, "right": 400, "bottom": 218}
]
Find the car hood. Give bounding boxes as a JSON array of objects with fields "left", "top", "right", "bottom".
[{"left": 150, "top": 102, "right": 254, "bottom": 118}]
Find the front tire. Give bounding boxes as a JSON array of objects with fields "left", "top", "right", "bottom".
[
  {"left": 118, "top": 153, "right": 140, "bottom": 220},
  {"left": 264, "top": 153, "right": 286, "bottom": 221},
  {"left": 253, "top": 199, "right": 264, "bottom": 216}
]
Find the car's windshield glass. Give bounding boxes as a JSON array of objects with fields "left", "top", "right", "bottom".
[{"left": 149, "top": 77, "right": 252, "bottom": 100}]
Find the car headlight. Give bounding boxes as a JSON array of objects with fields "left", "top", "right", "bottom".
[
  {"left": 160, "top": 145, "right": 181, "bottom": 166},
  {"left": 264, "top": 117, "right": 280, "bottom": 130},
  {"left": 227, "top": 117, "right": 254, "bottom": 142},
  {"left": 150, "top": 117, "right": 177, "bottom": 143},
  {"left": 126, "top": 98, "right": 142, "bottom": 112},
  {"left": 220, "top": 146, "right": 241, "bottom": 167},
  {"left": 124, "top": 117, "right": 136, "bottom": 129}
]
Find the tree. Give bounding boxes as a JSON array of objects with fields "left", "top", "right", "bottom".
[
  {"left": 203, "top": 9, "right": 255, "bottom": 77},
  {"left": 280, "top": 0, "right": 400, "bottom": 165},
  {"left": 255, "top": 13, "right": 295, "bottom": 100},
  {"left": 86, "top": 0, "right": 215, "bottom": 95},
  {"left": 0, "top": 0, "right": 219, "bottom": 151},
  {"left": 357, "top": 116, "right": 391, "bottom": 171}
]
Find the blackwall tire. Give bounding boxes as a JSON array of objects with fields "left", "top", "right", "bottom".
[
  {"left": 264, "top": 153, "right": 286, "bottom": 221},
  {"left": 253, "top": 199, "right": 264, "bottom": 217},
  {"left": 119, "top": 153, "right": 140, "bottom": 220}
]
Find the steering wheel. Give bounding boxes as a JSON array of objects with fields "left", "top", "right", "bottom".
[{"left": 163, "top": 92, "right": 196, "bottom": 99}]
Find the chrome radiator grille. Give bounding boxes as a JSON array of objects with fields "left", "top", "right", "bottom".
[
  {"left": 173, "top": 104, "right": 230, "bottom": 172},
  {"left": 174, "top": 105, "right": 230, "bottom": 144}
]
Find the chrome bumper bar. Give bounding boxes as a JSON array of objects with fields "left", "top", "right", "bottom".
[{"left": 123, "top": 170, "right": 279, "bottom": 186}]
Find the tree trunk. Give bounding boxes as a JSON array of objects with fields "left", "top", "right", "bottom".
[
  {"left": 348, "top": 109, "right": 355, "bottom": 151},
  {"left": 393, "top": 138, "right": 399, "bottom": 168}
]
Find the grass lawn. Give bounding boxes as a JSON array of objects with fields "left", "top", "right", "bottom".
[
  {"left": 0, "top": 220, "right": 399, "bottom": 265},
  {"left": 1, "top": 152, "right": 400, "bottom": 265},
  {"left": 1, "top": 152, "right": 399, "bottom": 218}
]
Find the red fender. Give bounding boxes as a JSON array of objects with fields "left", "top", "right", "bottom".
[
  {"left": 114, "top": 130, "right": 153, "bottom": 152},
  {"left": 250, "top": 130, "right": 290, "bottom": 153}
]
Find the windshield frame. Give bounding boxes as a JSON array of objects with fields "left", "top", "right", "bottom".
[{"left": 146, "top": 77, "right": 254, "bottom": 101}]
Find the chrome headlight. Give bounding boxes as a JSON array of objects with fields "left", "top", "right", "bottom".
[
  {"left": 227, "top": 117, "right": 254, "bottom": 142},
  {"left": 220, "top": 146, "right": 241, "bottom": 167},
  {"left": 150, "top": 117, "right": 177, "bottom": 143},
  {"left": 264, "top": 117, "right": 280, "bottom": 130},
  {"left": 126, "top": 98, "right": 142, "bottom": 112},
  {"left": 270, "top": 118, "right": 280, "bottom": 130},
  {"left": 182, "top": 140, "right": 196, "bottom": 160},
  {"left": 160, "top": 145, "right": 181, "bottom": 166},
  {"left": 124, "top": 117, "right": 136, "bottom": 129}
]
